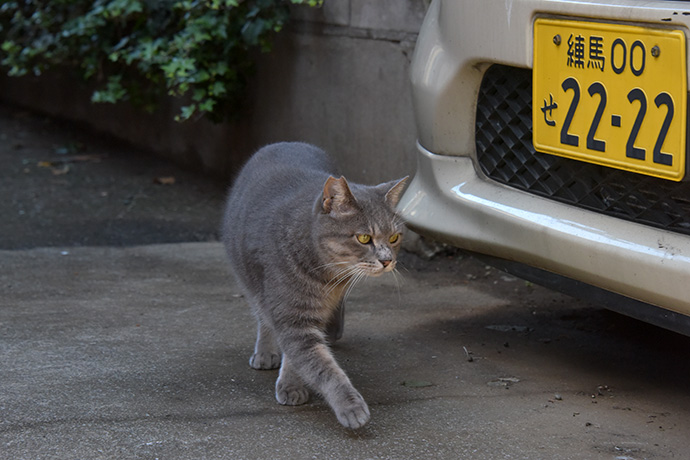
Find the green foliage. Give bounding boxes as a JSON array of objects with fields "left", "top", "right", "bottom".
[{"left": 0, "top": 0, "right": 322, "bottom": 122}]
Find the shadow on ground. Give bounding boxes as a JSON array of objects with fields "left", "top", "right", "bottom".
[{"left": 0, "top": 105, "right": 227, "bottom": 249}]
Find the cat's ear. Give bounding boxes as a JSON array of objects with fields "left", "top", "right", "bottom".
[
  {"left": 322, "top": 176, "right": 359, "bottom": 216},
  {"left": 382, "top": 176, "right": 410, "bottom": 208}
]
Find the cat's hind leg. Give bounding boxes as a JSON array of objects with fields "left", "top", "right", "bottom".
[
  {"left": 275, "top": 356, "right": 310, "bottom": 405},
  {"left": 249, "top": 321, "right": 281, "bottom": 370},
  {"left": 325, "top": 301, "right": 345, "bottom": 344}
]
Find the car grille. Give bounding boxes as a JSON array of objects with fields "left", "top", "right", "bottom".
[{"left": 475, "top": 64, "right": 690, "bottom": 236}]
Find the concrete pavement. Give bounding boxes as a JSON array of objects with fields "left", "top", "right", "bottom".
[
  {"left": 1, "top": 243, "right": 502, "bottom": 459},
  {"left": 3, "top": 243, "right": 690, "bottom": 459}
]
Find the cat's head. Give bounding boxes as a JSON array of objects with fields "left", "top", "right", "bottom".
[{"left": 315, "top": 175, "right": 409, "bottom": 278}]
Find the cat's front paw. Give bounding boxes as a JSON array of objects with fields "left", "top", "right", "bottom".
[
  {"left": 249, "top": 352, "right": 281, "bottom": 370},
  {"left": 334, "top": 393, "right": 370, "bottom": 429},
  {"left": 275, "top": 381, "right": 310, "bottom": 406}
]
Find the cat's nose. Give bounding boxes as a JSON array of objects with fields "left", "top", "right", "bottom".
[{"left": 379, "top": 259, "right": 392, "bottom": 268}]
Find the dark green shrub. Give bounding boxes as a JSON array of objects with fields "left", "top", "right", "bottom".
[{"left": 0, "top": 0, "right": 321, "bottom": 122}]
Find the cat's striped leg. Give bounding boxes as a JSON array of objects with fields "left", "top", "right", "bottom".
[
  {"left": 325, "top": 301, "right": 345, "bottom": 343},
  {"left": 249, "top": 320, "right": 281, "bottom": 370},
  {"left": 279, "top": 328, "right": 370, "bottom": 429}
]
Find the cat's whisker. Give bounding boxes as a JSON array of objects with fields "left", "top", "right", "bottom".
[
  {"left": 391, "top": 213, "right": 406, "bottom": 230},
  {"left": 325, "top": 264, "right": 357, "bottom": 283},
  {"left": 308, "top": 261, "right": 350, "bottom": 274},
  {"left": 323, "top": 277, "right": 348, "bottom": 298},
  {"left": 322, "top": 264, "right": 360, "bottom": 298},
  {"left": 340, "top": 266, "right": 361, "bottom": 291},
  {"left": 342, "top": 268, "right": 367, "bottom": 304},
  {"left": 392, "top": 263, "right": 407, "bottom": 280},
  {"left": 329, "top": 265, "right": 359, "bottom": 284},
  {"left": 391, "top": 216, "right": 404, "bottom": 228},
  {"left": 391, "top": 267, "right": 403, "bottom": 307},
  {"left": 319, "top": 267, "right": 357, "bottom": 296},
  {"left": 331, "top": 272, "right": 354, "bottom": 304}
]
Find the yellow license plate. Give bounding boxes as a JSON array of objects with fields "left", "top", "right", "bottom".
[{"left": 533, "top": 18, "right": 687, "bottom": 181}]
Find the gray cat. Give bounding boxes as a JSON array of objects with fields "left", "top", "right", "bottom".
[{"left": 221, "top": 142, "right": 408, "bottom": 429}]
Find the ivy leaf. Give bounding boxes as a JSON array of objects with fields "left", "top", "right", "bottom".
[
  {"left": 198, "top": 98, "right": 216, "bottom": 112},
  {"left": 192, "top": 88, "right": 206, "bottom": 102},
  {"left": 241, "top": 19, "right": 265, "bottom": 46},
  {"left": 91, "top": 75, "right": 127, "bottom": 104},
  {"left": 210, "top": 81, "right": 226, "bottom": 96},
  {"left": 175, "top": 104, "right": 197, "bottom": 122},
  {"left": 161, "top": 57, "right": 196, "bottom": 79}
]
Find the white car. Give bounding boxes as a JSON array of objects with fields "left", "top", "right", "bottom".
[{"left": 399, "top": 0, "right": 690, "bottom": 334}]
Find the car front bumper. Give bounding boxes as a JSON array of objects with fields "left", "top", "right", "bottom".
[
  {"left": 400, "top": 144, "right": 690, "bottom": 313},
  {"left": 400, "top": 0, "right": 690, "bottom": 315}
]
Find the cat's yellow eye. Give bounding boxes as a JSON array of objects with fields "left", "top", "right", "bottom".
[
  {"left": 356, "top": 234, "right": 372, "bottom": 244},
  {"left": 389, "top": 233, "right": 400, "bottom": 244}
]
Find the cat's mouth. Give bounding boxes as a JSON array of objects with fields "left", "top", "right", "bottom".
[{"left": 361, "top": 260, "right": 396, "bottom": 277}]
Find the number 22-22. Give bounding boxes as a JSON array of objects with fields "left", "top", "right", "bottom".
[{"left": 559, "top": 77, "right": 674, "bottom": 166}]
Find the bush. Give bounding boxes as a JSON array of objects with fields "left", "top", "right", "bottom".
[{"left": 0, "top": 0, "right": 321, "bottom": 122}]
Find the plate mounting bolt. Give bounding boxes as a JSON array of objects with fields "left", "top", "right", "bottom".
[
  {"left": 651, "top": 45, "right": 660, "bottom": 57},
  {"left": 553, "top": 34, "right": 561, "bottom": 46}
]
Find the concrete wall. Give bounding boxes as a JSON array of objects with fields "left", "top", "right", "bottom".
[{"left": 0, "top": 0, "right": 427, "bottom": 185}]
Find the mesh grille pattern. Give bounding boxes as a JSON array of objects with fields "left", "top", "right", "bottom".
[{"left": 475, "top": 64, "right": 690, "bottom": 235}]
